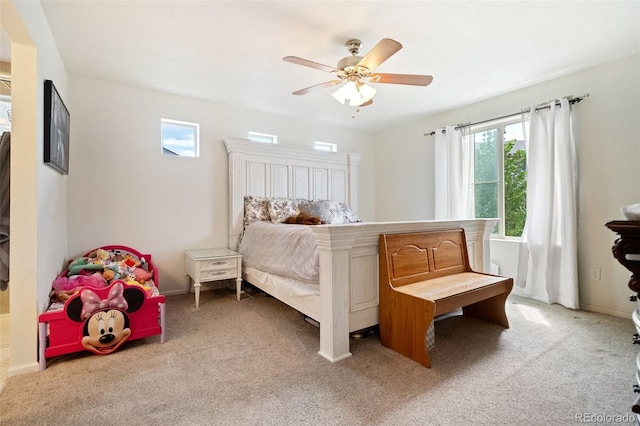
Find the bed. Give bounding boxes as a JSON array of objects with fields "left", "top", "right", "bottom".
[
  {"left": 225, "top": 137, "right": 496, "bottom": 363},
  {"left": 38, "top": 245, "right": 166, "bottom": 370}
]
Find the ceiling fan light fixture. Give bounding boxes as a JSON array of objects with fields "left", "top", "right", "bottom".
[
  {"left": 332, "top": 81, "right": 358, "bottom": 105},
  {"left": 358, "top": 83, "right": 376, "bottom": 103},
  {"left": 333, "top": 80, "right": 376, "bottom": 107},
  {"left": 331, "top": 86, "right": 347, "bottom": 104},
  {"left": 342, "top": 81, "right": 359, "bottom": 100}
]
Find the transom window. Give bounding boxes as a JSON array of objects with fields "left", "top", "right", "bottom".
[
  {"left": 314, "top": 141, "right": 337, "bottom": 152},
  {"left": 471, "top": 120, "right": 528, "bottom": 237},
  {"left": 161, "top": 119, "right": 199, "bottom": 157},
  {"left": 248, "top": 131, "right": 277, "bottom": 144}
]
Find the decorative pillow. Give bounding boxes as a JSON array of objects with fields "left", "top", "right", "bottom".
[
  {"left": 243, "top": 196, "right": 270, "bottom": 228},
  {"left": 268, "top": 197, "right": 300, "bottom": 223},
  {"left": 338, "top": 202, "right": 360, "bottom": 223},
  {"left": 299, "top": 200, "right": 359, "bottom": 224}
]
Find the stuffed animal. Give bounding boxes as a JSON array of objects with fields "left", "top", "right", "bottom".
[
  {"left": 122, "top": 254, "right": 141, "bottom": 269},
  {"left": 66, "top": 257, "right": 103, "bottom": 276},
  {"left": 132, "top": 267, "right": 153, "bottom": 283},
  {"left": 124, "top": 273, "right": 153, "bottom": 295},
  {"left": 88, "top": 248, "right": 110, "bottom": 264},
  {"left": 283, "top": 212, "right": 326, "bottom": 225},
  {"left": 102, "top": 269, "right": 118, "bottom": 282}
]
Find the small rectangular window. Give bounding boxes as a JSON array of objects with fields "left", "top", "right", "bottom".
[
  {"left": 161, "top": 119, "right": 199, "bottom": 157},
  {"left": 248, "top": 132, "right": 277, "bottom": 144},
  {"left": 315, "top": 141, "right": 337, "bottom": 152}
]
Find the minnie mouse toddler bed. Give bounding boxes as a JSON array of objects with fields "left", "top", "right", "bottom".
[{"left": 38, "top": 245, "right": 166, "bottom": 370}]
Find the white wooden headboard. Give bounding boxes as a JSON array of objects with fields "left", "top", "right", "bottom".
[{"left": 224, "top": 137, "right": 362, "bottom": 249}]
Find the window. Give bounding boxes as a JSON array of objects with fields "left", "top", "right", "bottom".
[
  {"left": 0, "top": 78, "right": 11, "bottom": 133},
  {"left": 161, "top": 119, "right": 199, "bottom": 157},
  {"left": 0, "top": 97, "right": 10, "bottom": 133},
  {"left": 248, "top": 131, "right": 277, "bottom": 144},
  {"left": 471, "top": 120, "right": 528, "bottom": 237},
  {"left": 314, "top": 141, "right": 337, "bottom": 152}
]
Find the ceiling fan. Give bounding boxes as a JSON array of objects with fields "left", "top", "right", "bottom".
[{"left": 283, "top": 38, "right": 433, "bottom": 107}]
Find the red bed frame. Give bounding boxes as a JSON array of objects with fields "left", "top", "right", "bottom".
[{"left": 38, "top": 245, "right": 166, "bottom": 370}]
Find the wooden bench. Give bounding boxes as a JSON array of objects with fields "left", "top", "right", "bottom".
[{"left": 378, "top": 228, "right": 513, "bottom": 367}]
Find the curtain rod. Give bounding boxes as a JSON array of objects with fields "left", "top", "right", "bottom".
[{"left": 424, "top": 94, "right": 589, "bottom": 136}]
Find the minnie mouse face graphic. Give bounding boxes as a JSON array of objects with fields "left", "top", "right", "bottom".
[{"left": 66, "top": 281, "right": 145, "bottom": 355}]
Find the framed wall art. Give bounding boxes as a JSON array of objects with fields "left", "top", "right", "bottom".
[{"left": 44, "top": 79, "right": 70, "bottom": 174}]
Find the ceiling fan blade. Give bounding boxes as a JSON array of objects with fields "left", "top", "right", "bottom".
[
  {"left": 359, "top": 99, "right": 373, "bottom": 107},
  {"left": 357, "top": 38, "right": 402, "bottom": 72},
  {"left": 292, "top": 80, "right": 342, "bottom": 95},
  {"left": 370, "top": 73, "right": 433, "bottom": 86},
  {"left": 283, "top": 56, "right": 335, "bottom": 73}
]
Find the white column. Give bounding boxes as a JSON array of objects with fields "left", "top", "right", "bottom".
[{"left": 311, "top": 226, "right": 357, "bottom": 363}]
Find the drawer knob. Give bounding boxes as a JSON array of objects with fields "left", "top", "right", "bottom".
[
  {"left": 631, "top": 294, "right": 638, "bottom": 302},
  {"left": 633, "top": 334, "right": 640, "bottom": 345}
]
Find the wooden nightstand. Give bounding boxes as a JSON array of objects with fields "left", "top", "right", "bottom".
[{"left": 184, "top": 248, "right": 243, "bottom": 307}]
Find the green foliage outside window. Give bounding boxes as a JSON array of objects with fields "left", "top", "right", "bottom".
[
  {"left": 503, "top": 139, "right": 527, "bottom": 237},
  {"left": 473, "top": 129, "right": 527, "bottom": 237}
]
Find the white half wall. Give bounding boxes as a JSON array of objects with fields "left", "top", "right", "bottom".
[
  {"left": 67, "top": 77, "right": 375, "bottom": 295},
  {"left": 374, "top": 54, "right": 640, "bottom": 318}
]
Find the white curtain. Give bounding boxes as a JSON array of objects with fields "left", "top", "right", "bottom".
[
  {"left": 434, "top": 126, "right": 474, "bottom": 220},
  {"left": 516, "top": 98, "right": 579, "bottom": 309}
]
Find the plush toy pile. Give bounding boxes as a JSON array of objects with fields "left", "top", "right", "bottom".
[{"left": 51, "top": 248, "right": 154, "bottom": 303}]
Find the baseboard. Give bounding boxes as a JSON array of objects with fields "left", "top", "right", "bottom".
[
  {"left": 162, "top": 280, "right": 232, "bottom": 297},
  {"left": 510, "top": 290, "right": 633, "bottom": 319},
  {"left": 579, "top": 303, "right": 633, "bottom": 319},
  {"left": 8, "top": 361, "right": 39, "bottom": 377}
]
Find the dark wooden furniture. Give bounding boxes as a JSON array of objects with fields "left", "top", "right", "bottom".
[
  {"left": 378, "top": 228, "right": 513, "bottom": 367},
  {"left": 605, "top": 220, "right": 640, "bottom": 417}
]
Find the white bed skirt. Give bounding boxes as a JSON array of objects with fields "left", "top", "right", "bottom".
[{"left": 244, "top": 266, "right": 321, "bottom": 322}]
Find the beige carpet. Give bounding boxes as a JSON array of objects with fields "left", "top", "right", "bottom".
[{"left": 0, "top": 288, "right": 636, "bottom": 425}]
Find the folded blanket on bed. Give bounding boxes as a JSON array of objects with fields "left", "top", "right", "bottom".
[{"left": 238, "top": 221, "right": 319, "bottom": 282}]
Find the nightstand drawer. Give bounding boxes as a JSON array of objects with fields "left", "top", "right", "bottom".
[
  {"left": 201, "top": 258, "right": 237, "bottom": 271},
  {"left": 201, "top": 268, "right": 237, "bottom": 281}
]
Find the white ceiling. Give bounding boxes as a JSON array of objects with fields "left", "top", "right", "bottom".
[{"left": 36, "top": 1, "right": 640, "bottom": 131}]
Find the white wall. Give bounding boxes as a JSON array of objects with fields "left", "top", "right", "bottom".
[
  {"left": 374, "top": 54, "right": 640, "bottom": 318},
  {"left": 2, "top": 0, "right": 69, "bottom": 375},
  {"left": 67, "top": 76, "right": 375, "bottom": 295}
]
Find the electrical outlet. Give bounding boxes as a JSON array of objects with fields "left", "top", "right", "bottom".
[{"left": 590, "top": 267, "right": 601, "bottom": 281}]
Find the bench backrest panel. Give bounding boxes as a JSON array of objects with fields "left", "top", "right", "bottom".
[{"left": 380, "top": 228, "right": 471, "bottom": 288}]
